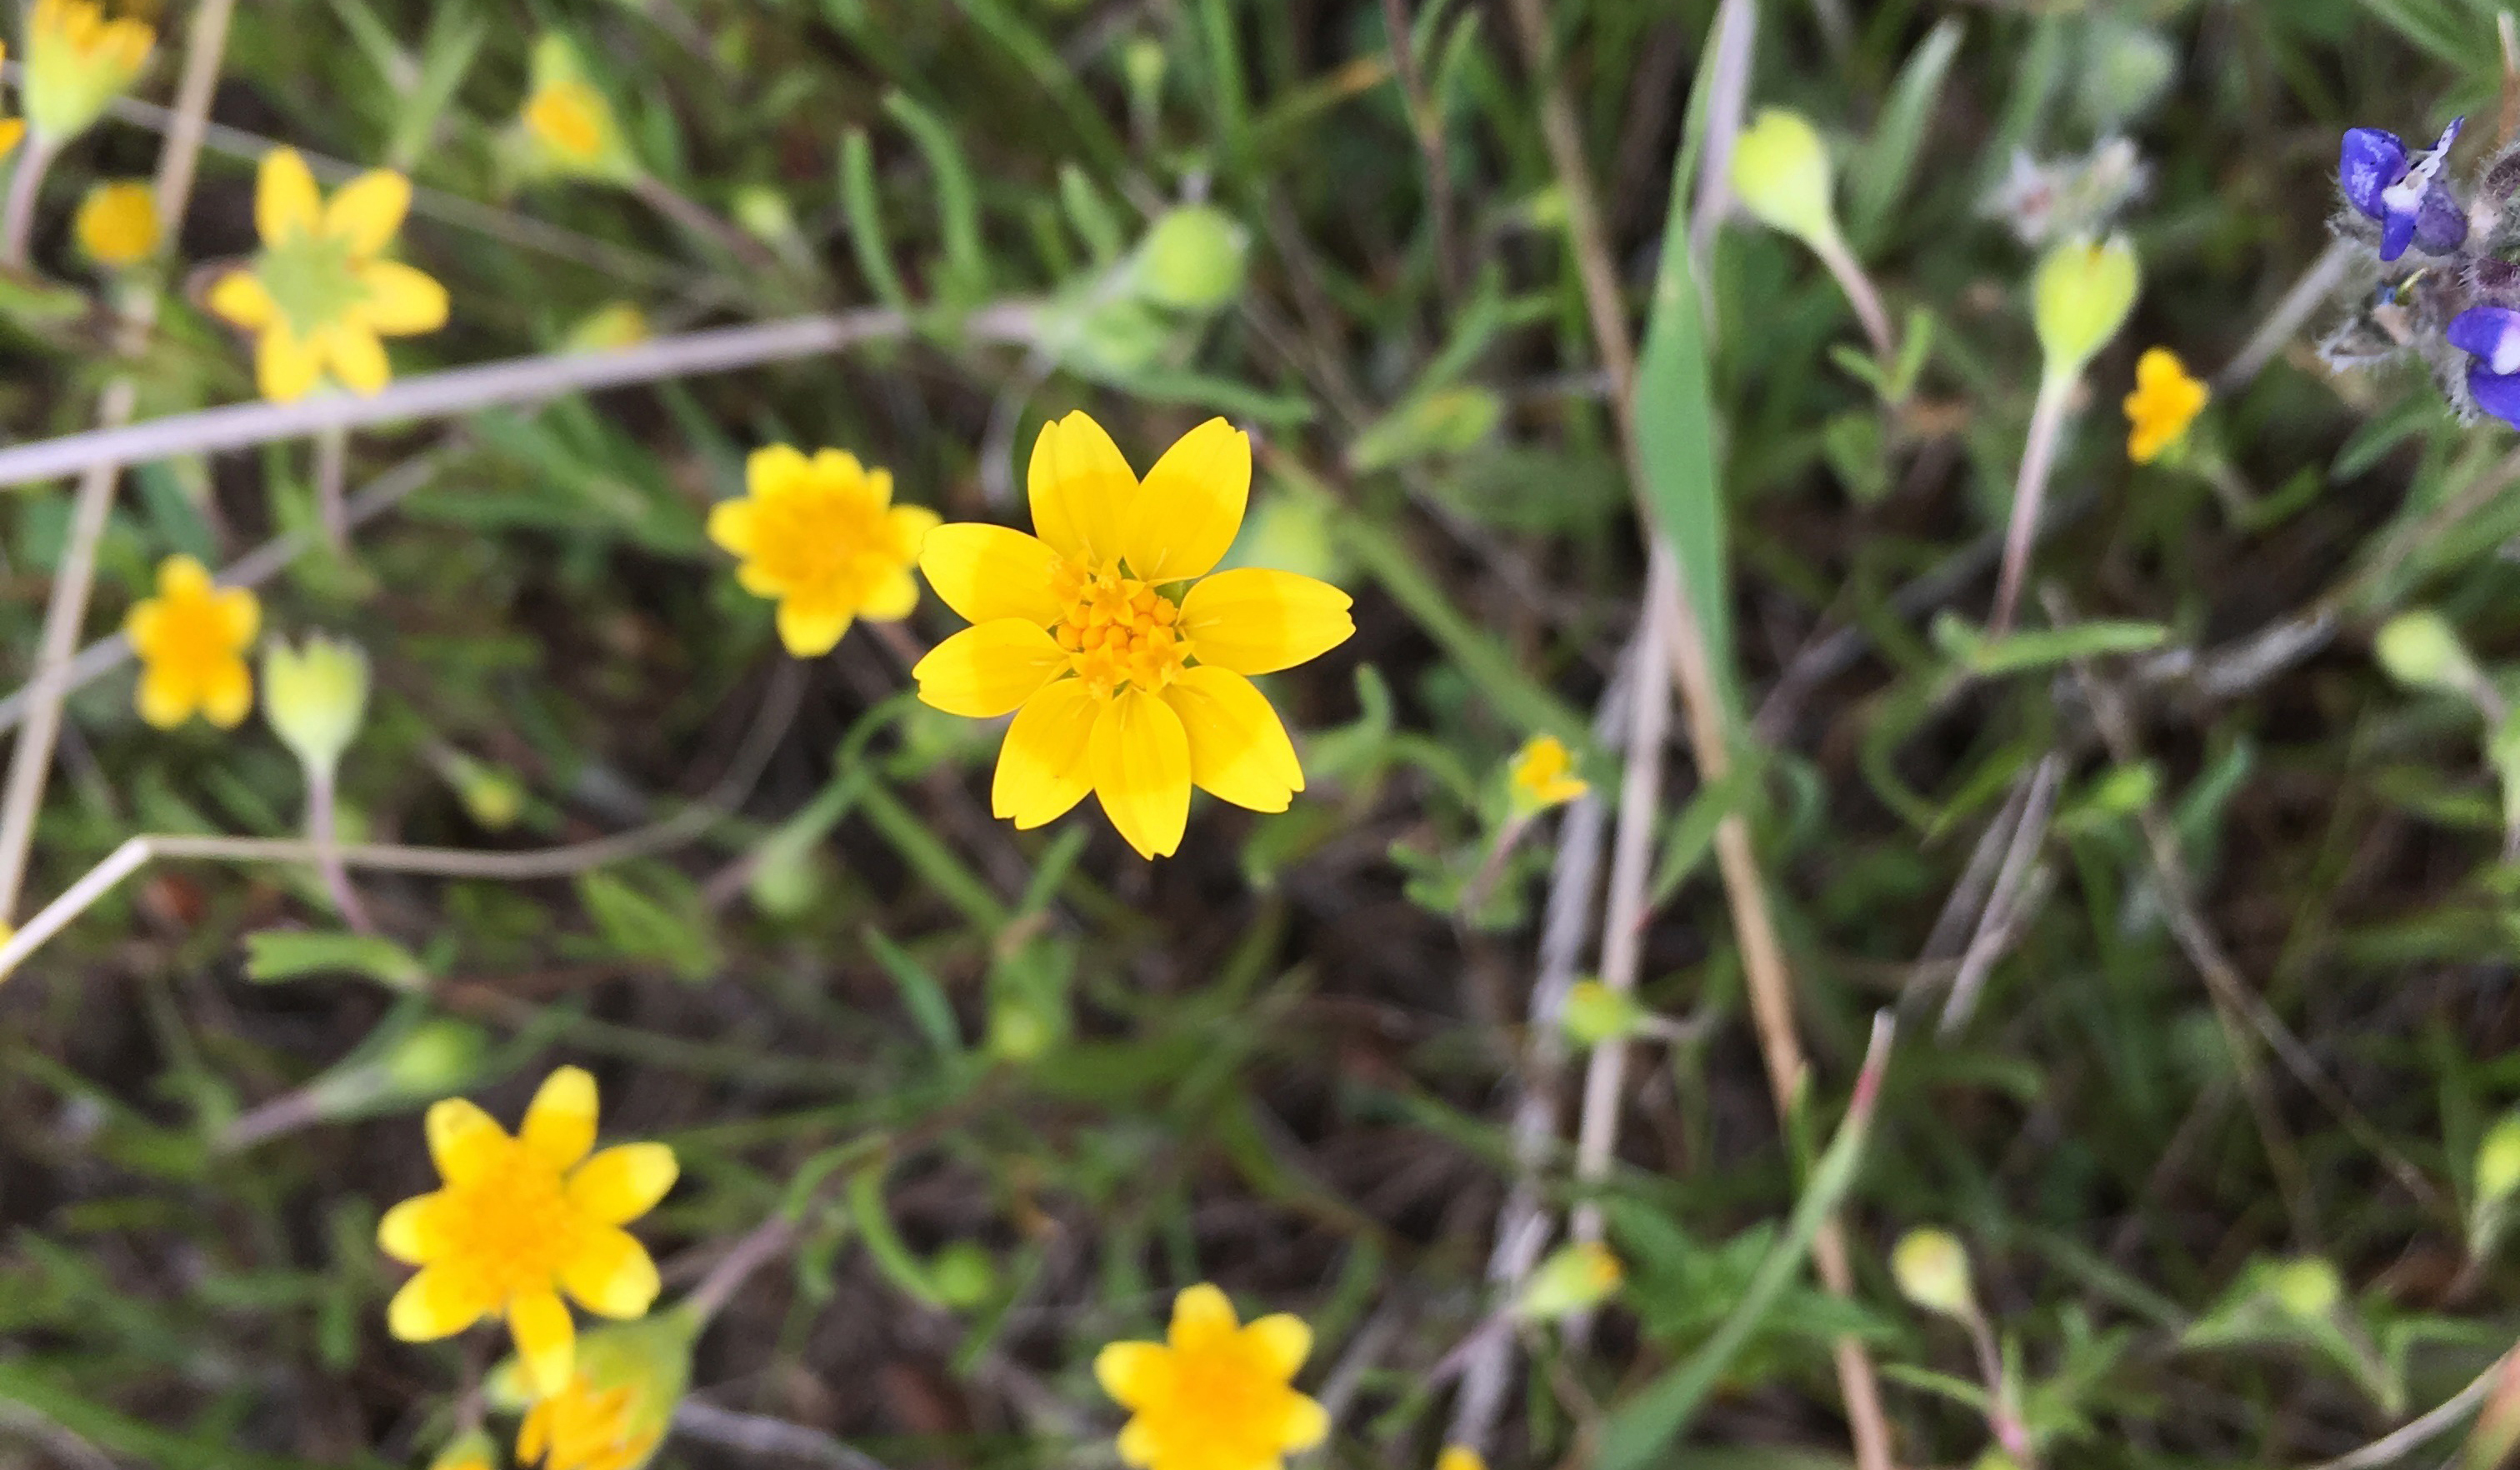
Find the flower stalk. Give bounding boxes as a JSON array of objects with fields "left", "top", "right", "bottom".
[{"left": 0, "top": 130, "right": 58, "bottom": 269}]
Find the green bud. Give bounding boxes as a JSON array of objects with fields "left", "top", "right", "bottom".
[
  {"left": 2083, "top": 762, "right": 2159, "bottom": 817},
  {"left": 1891, "top": 1228, "right": 1978, "bottom": 1320},
  {"left": 2480, "top": 1112, "right": 2520, "bottom": 1208},
  {"left": 988, "top": 992, "right": 1057, "bottom": 1062},
  {"left": 1561, "top": 979, "right": 1648, "bottom": 1048},
  {"left": 425, "top": 1428, "right": 498, "bottom": 1470},
  {"left": 438, "top": 750, "right": 524, "bottom": 831},
  {"left": 2032, "top": 234, "right": 2139, "bottom": 378},
  {"left": 2375, "top": 610, "right": 2482, "bottom": 698},
  {"left": 745, "top": 840, "right": 824, "bottom": 921},
  {"left": 22, "top": 1, "right": 153, "bottom": 146},
  {"left": 2078, "top": 18, "right": 2178, "bottom": 132},
  {"left": 262, "top": 635, "right": 370, "bottom": 781},
  {"left": 517, "top": 34, "right": 640, "bottom": 184},
  {"left": 1514, "top": 1241, "right": 1624, "bottom": 1320},
  {"left": 306, "top": 1016, "right": 489, "bottom": 1119},
  {"left": 562, "top": 301, "right": 651, "bottom": 354},
  {"left": 1121, "top": 37, "right": 1167, "bottom": 124},
  {"left": 2268, "top": 1256, "right": 2342, "bottom": 1320},
  {"left": 928, "top": 1241, "right": 999, "bottom": 1308},
  {"left": 1729, "top": 109, "right": 1842, "bottom": 252},
  {"left": 1135, "top": 205, "right": 1249, "bottom": 312},
  {"left": 488, "top": 1308, "right": 698, "bottom": 1468}
]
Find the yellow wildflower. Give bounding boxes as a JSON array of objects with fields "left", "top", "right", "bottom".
[
  {"left": 1436, "top": 1449, "right": 1488, "bottom": 1470},
  {"left": 2122, "top": 346, "right": 2208, "bottom": 464},
  {"left": 124, "top": 553, "right": 258, "bottom": 729},
  {"left": 1095, "top": 1284, "right": 1329, "bottom": 1470},
  {"left": 516, "top": 36, "right": 637, "bottom": 183},
  {"left": 22, "top": 0, "right": 150, "bottom": 143},
  {"left": 0, "top": 46, "right": 23, "bottom": 163},
  {"left": 707, "top": 445, "right": 937, "bottom": 658},
  {"left": 426, "top": 1429, "right": 498, "bottom": 1470},
  {"left": 378, "top": 1067, "right": 678, "bottom": 1398},
  {"left": 527, "top": 82, "right": 608, "bottom": 165},
  {"left": 207, "top": 148, "right": 448, "bottom": 403},
  {"left": 1514, "top": 1241, "right": 1624, "bottom": 1319},
  {"left": 512, "top": 1312, "right": 694, "bottom": 1470},
  {"left": 72, "top": 178, "right": 154, "bottom": 267},
  {"left": 1507, "top": 733, "right": 1588, "bottom": 816},
  {"left": 914, "top": 412, "right": 1355, "bottom": 859}
]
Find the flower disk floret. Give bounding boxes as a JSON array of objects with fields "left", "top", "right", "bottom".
[{"left": 912, "top": 412, "right": 1355, "bottom": 860}]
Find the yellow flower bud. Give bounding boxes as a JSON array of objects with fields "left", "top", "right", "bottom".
[
  {"left": 262, "top": 635, "right": 370, "bottom": 780},
  {"left": 502, "top": 1311, "right": 697, "bottom": 1470},
  {"left": 1729, "top": 109, "right": 1842, "bottom": 251},
  {"left": 562, "top": 301, "right": 649, "bottom": 354},
  {"left": 2268, "top": 1257, "right": 2342, "bottom": 1320},
  {"left": 1515, "top": 1241, "right": 1624, "bottom": 1320},
  {"left": 517, "top": 35, "right": 638, "bottom": 183},
  {"left": 1561, "top": 979, "right": 1647, "bottom": 1048},
  {"left": 2479, "top": 1112, "right": 2520, "bottom": 1210},
  {"left": 2032, "top": 235, "right": 2139, "bottom": 378},
  {"left": 2374, "top": 610, "right": 2482, "bottom": 698},
  {"left": 1892, "top": 1228, "right": 1978, "bottom": 1320},
  {"left": 1136, "top": 204, "right": 1250, "bottom": 312},
  {"left": 22, "top": 0, "right": 152, "bottom": 145},
  {"left": 72, "top": 178, "right": 155, "bottom": 268}
]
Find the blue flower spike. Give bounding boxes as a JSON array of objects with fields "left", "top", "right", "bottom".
[
  {"left": 2450, "top": 306, "right": 2520, "bottom": 427},
  {"left": 2342, "top": 118, "right": 2468, "bottom": 261}
]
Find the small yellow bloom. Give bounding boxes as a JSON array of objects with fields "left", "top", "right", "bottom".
[
  {"left": 0, "top": 45, "right": 24, "bottom": 163},
  {"left": 512, "top": 1313, "right": 694, "bottom": 1470},
  {"left": 516, "top": 36, "right": 638, "bottom": 183},
  {"left": 561, "top": 302, "right": 648, "bottom": 354},
  {"left": 2122, "top": 347, "right": 2208, "bottom": 464},
  {"left": 207, "top": 148, "right": 448, "bottom": 403},
  {"left": 378, "top": 1067, "right": 679, "bottom": 1398},
  {"left": 527, "top": 82, "right": 608, "bottom": 163},
  {"left": 1514, "top": 1241, "right": 1624, "bottom": 1320},
  {"left": 22, "top": 0, "right": 150, "bottom": 143},
  {"left": 914, "top": 412, "right": 1356, "bottom": 859},
  {"left": 708, "top": 445, "right": 936, "bottom": 658},
  {"left": 1507, "top": 734, "right": 1588, "bottom": 816},
  {"left": 72, "top": 179, "right": 155, "bottom": 267},
  {"left": 1436, "top": 1448, "right": 1488, "bottom": 1470},
  {"left": 124, "top": 553, "right": 258, "bottom": 729},
  {"left": 1095, "top": 1284, "right": 1329, "bottom": 1470}
]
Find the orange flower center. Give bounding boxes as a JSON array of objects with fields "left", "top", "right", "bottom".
[
  {"left": 438, "top": 1139, "right": 583, "bottom": 1297},
  {"left": 1052, "top": 559, "right": 1192, "bottom": 698},
  {"left": 746, "top": 484, "right": 893, "bottom": 598},
  {"left": 148, "top": 594, "right": 240, "bottom": 672}
]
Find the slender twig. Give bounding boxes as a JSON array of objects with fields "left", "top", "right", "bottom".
[
  {"left": 1504, "top": 2, "right": 1892, "bottom": 1463},
  {"left": 1812, "top": 232, "right": 1898, "bottom": 362},
  {"left": 1940, "top": 752, "right": 2064, "bottom": 1037},
  {"left": 671, "top": 1402, "right": 892, "bottom": 1470},
  {"left": 2216, "top": 239, "right": 2352, "bottom": 394},
  {"left": 303, "top": 766, "right": 375, "bottom": 935},
  {"left": 1990, "top": 369, "right": 2074, "bottom": 636},
  {"left": 1684, "top": 0, "right": 1758, "bottom": 274},
  {"left": 684, "top": 1213, "right": 798, "bottom": 1321},
  {"left": 632, "top": 173, "right": 786, "bottom": 275},
  {"left": 2302, "top": 1345, "right": 2512, "bottom": 1470},
  {"left": 0, "top": 132, "right": 60, "bottom": 270},
  {"left": 0, "top": 306, "right": 1042, "bottom": 490},
  {"left": 312, "top": 424, "right": 350, "bottom": 552}
]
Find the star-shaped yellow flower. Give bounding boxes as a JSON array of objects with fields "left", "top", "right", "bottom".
[
  {"left": 124, "top": 553, "right": 258, "bottom": 729},
  {"left": 2123, "top": 346, "right": 2208, "bottom": 465},
  {"left": 378, "top": 1067, "right": 678, "bottom": 1398},
  {"left": 208, "top": 148, "right": 448, "bottom": 403},
  {"left": 707, "top": 444, "right": 937, "bottom": 658},
  {"left": 1095, "top": 1284, "right": 1330, "bottom": 1470},
  {"left": 73, "top": 178, "right": 155, "bottom": 267},
  {"left": 1507, "top": 734, "right": 1588, "bottom": 816},
  {"left": 913, "top": 412, "right": 1355, "bottom": 859}
]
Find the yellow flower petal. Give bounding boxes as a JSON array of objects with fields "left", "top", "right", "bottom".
[
  {"left": 133, "top": 662, "right": 193, "bottom": 728},
  {"left": 808, "top": 447, "right": 871, "bottom": 489},
  {"left": 1094, "top": 1341, "right": 1172, "bottom": 1409},
  {"left": 425, "top": 1097, "right": 511, "bottom": 1186},
  {"left": 1168, "top": 1282, "right": 1240, "bottom": 1349},
  {"left": 1091, "top": 687, "right": 1191, "bottom": 860},
  {"left": 776, "top": 595, "right": 854, "bottom": 658},
  {"left": 1115, "top": 1418, "right": 1159, "bottom": 1468},
  {"left": 566, "top": 1142, "right": 678, "bottom": 1225},
  {"left": 1177, "top": 568, "right": 1354, "bottom": 676},
  {"left": 215, "top": 587, "right": 260, "bottom": 647},
  {"left": 508, "top": 1287, "right": 578, "bottom": 1398},
  {"left": 0, "top": 119, "right": 23, "bottom": 162},
  {"left": 1120, "top": 417, "right": 1249, "bottom": 583},
  {"left": 1028, "top": 411, "right": 1137, "bottom": 565},
  {"left": 122, "top": 600, "right": 162, "bottom": 658},
  {"left": 705, "top": 499, "right": 755, "bottom": 558},
  {"left": 747, "top": 442, "right": 812, "bottom": 499},
  {"left": 256, "top": 322, "right": 322, "bottom": 404},
  {"left": 520, "top": 1066, "right": 598, "bottom": 1171},
  {"left": 858, "top": 569, "right": 920, "bottom": 622},
  {"left": 356, "top": 260, "right": 448, "bottom": 335},
  {"left": 255, "top": 146, "right": 321, "bottom": 243},
  {"left": 377, "top": 1190, "right": 458, "bottom": 1264},
  {"left": 207, "top": 269, "right": 275, "bottom": 329},
  {"left": 912, "top": 618, "right": 1070, "bottom": 718},
  {"left": 158, "top": 553, "right": 211, "bottom": 598},
  {"left": 559, "top": 1226, "right": 660, "bottom": 1319},
  {"left": 387, "top": 1261, "right": 498, "bottom": 1341},
  {"left": 325, "top": 169, "right": 411, "bottom": 257},
  {"left": 325, "top": 322, "right": 391, "bottom": 396},
  {"left": 1242, "top": 1312, "right": 1312, "bottom": 1378},
  {"left": 518, "top": 1401, "right": 553, "bottom": 1465},
  {"left": 1160, "top": 666, "right": 1302, "bottom": 814},
  {"left": 993, "top": 679, "right": 1098, "bottom": 828},
  {"left": 1278, "top": 1392, "right": 1331, "bottom": 1452},
  {"left": 885, "top": 502, "right": 940, "bottom": 558},
  {"left": 918, "top": 522, "right": 1067, "bottom": 626},
  {"left": 198, "top": 656, "right": 252, "bottom": 728}
]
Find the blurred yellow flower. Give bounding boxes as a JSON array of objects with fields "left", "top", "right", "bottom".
[
  {"left": 526, "top": 82, "right": 608, "bottom": 162},
  {"left": 1507, "top": 733, "right": 1588, "bottom": 815},
  {"left": 2122, "top": 347, "right": 2208, "bottom": 464},
  {"left": 72, "top": 178, "right": 154, "bottom": 266},
  {"left": 708, "top": 445, "right": 936, "bottom": 658},
  {"left": 1514, "top": 1240, "right": 1624, "bottom": 1319},
  {"left": 378, "top": 1067, "right": 678, "bottom": 1398},
  {"left": 0, "top": 46, "right": 24, "bottom": 162},
  {"left": 1436, "top": 1448, "right": 1488, "bottom": 1470},
  {"left": 124, "top": 553, "right": 258, "bottom": 729},
  {"left": 22, "top": 0, "right": 149, "bottom": 143},
  {"left": 915, "top": 412, "right": 1355, "bottom": 859},
  {"left": 516, "top": 36, "right": 637, "bottom": 183},
  {"left": 208, "top": 148, "right": 448, "bottom": 403},
  {"left": 1095, "top": 1284, "right": 1329, "bottom": 1470},
  {"left": 512, "top": 1314, "right": 693, "bottom": 1470}
]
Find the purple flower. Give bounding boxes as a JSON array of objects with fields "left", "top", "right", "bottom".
[
  {"left": 2450, "top": 306, "right": 2520, "bottom": 427},
  {"left": 2341, "top": 118, "right": 2468, "bottom": 261}
]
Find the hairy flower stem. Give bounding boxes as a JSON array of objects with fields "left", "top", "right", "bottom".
[
  {"left": 0, "top": 132, "right": 59, "bottom": 271},
  {"left": 305, "top": 766, "right": 374, "bottom": 934},
  {"left": 1991, "top": 368, "right": 2075, "bottom": 637},
  {"left": 1811, "top": 231, "right": 1897, "bottom": 363}
]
